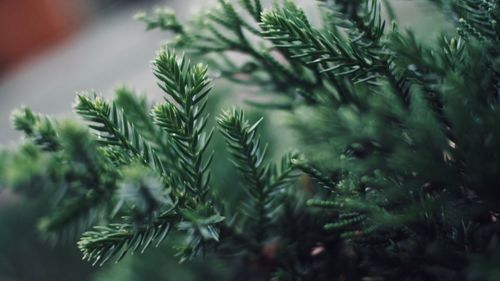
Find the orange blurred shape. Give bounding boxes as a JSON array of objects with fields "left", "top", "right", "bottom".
[{"left": 0, "top": 0, "right": 87, "bottom": 73}]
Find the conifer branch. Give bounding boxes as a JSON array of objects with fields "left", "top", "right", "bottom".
[
  {"left": 260, "top": 1, "right": 384, "bottom": 83},
  {"left": 292, "top": 159, "right": 337, "bottom": 190},
  {"left": 114, "top": 87, "right": 179, "bottom": 173},
  {"left": 152, "top": 50, "right": 214, "bottom": 202},
  {"left": 78, "top": 210, "right": 178, "bottom": 266},
  {"left": 74, "top": 95, "right": 165, "bottom": 174},
  {"left": 44, "top": 123, "right": 118, "bottom": 241},
  {"left": 269, "top": 151, "right": 300, "bottom": 190},
  {"left": 217, "top": 109, "right": 271, "bottom": 242},
  {"left": 12, "top": 107, "right": 60, "bottom": 151}
]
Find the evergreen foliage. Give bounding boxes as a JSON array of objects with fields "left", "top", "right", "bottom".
[{"left": 1, "top": 0, "right": 500, "bottom": 280}]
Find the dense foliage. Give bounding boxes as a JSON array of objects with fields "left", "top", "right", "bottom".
[{"left": 1, "top": 0, "right": 499, "bottom": 280}]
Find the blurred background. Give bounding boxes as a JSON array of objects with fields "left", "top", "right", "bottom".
[{"left": 0, "top": 1, "right": 448, "bottom": 281}]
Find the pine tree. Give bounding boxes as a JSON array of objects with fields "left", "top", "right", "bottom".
[{"left": 1, "top": 0, "right": 500, "bottom": 280}]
